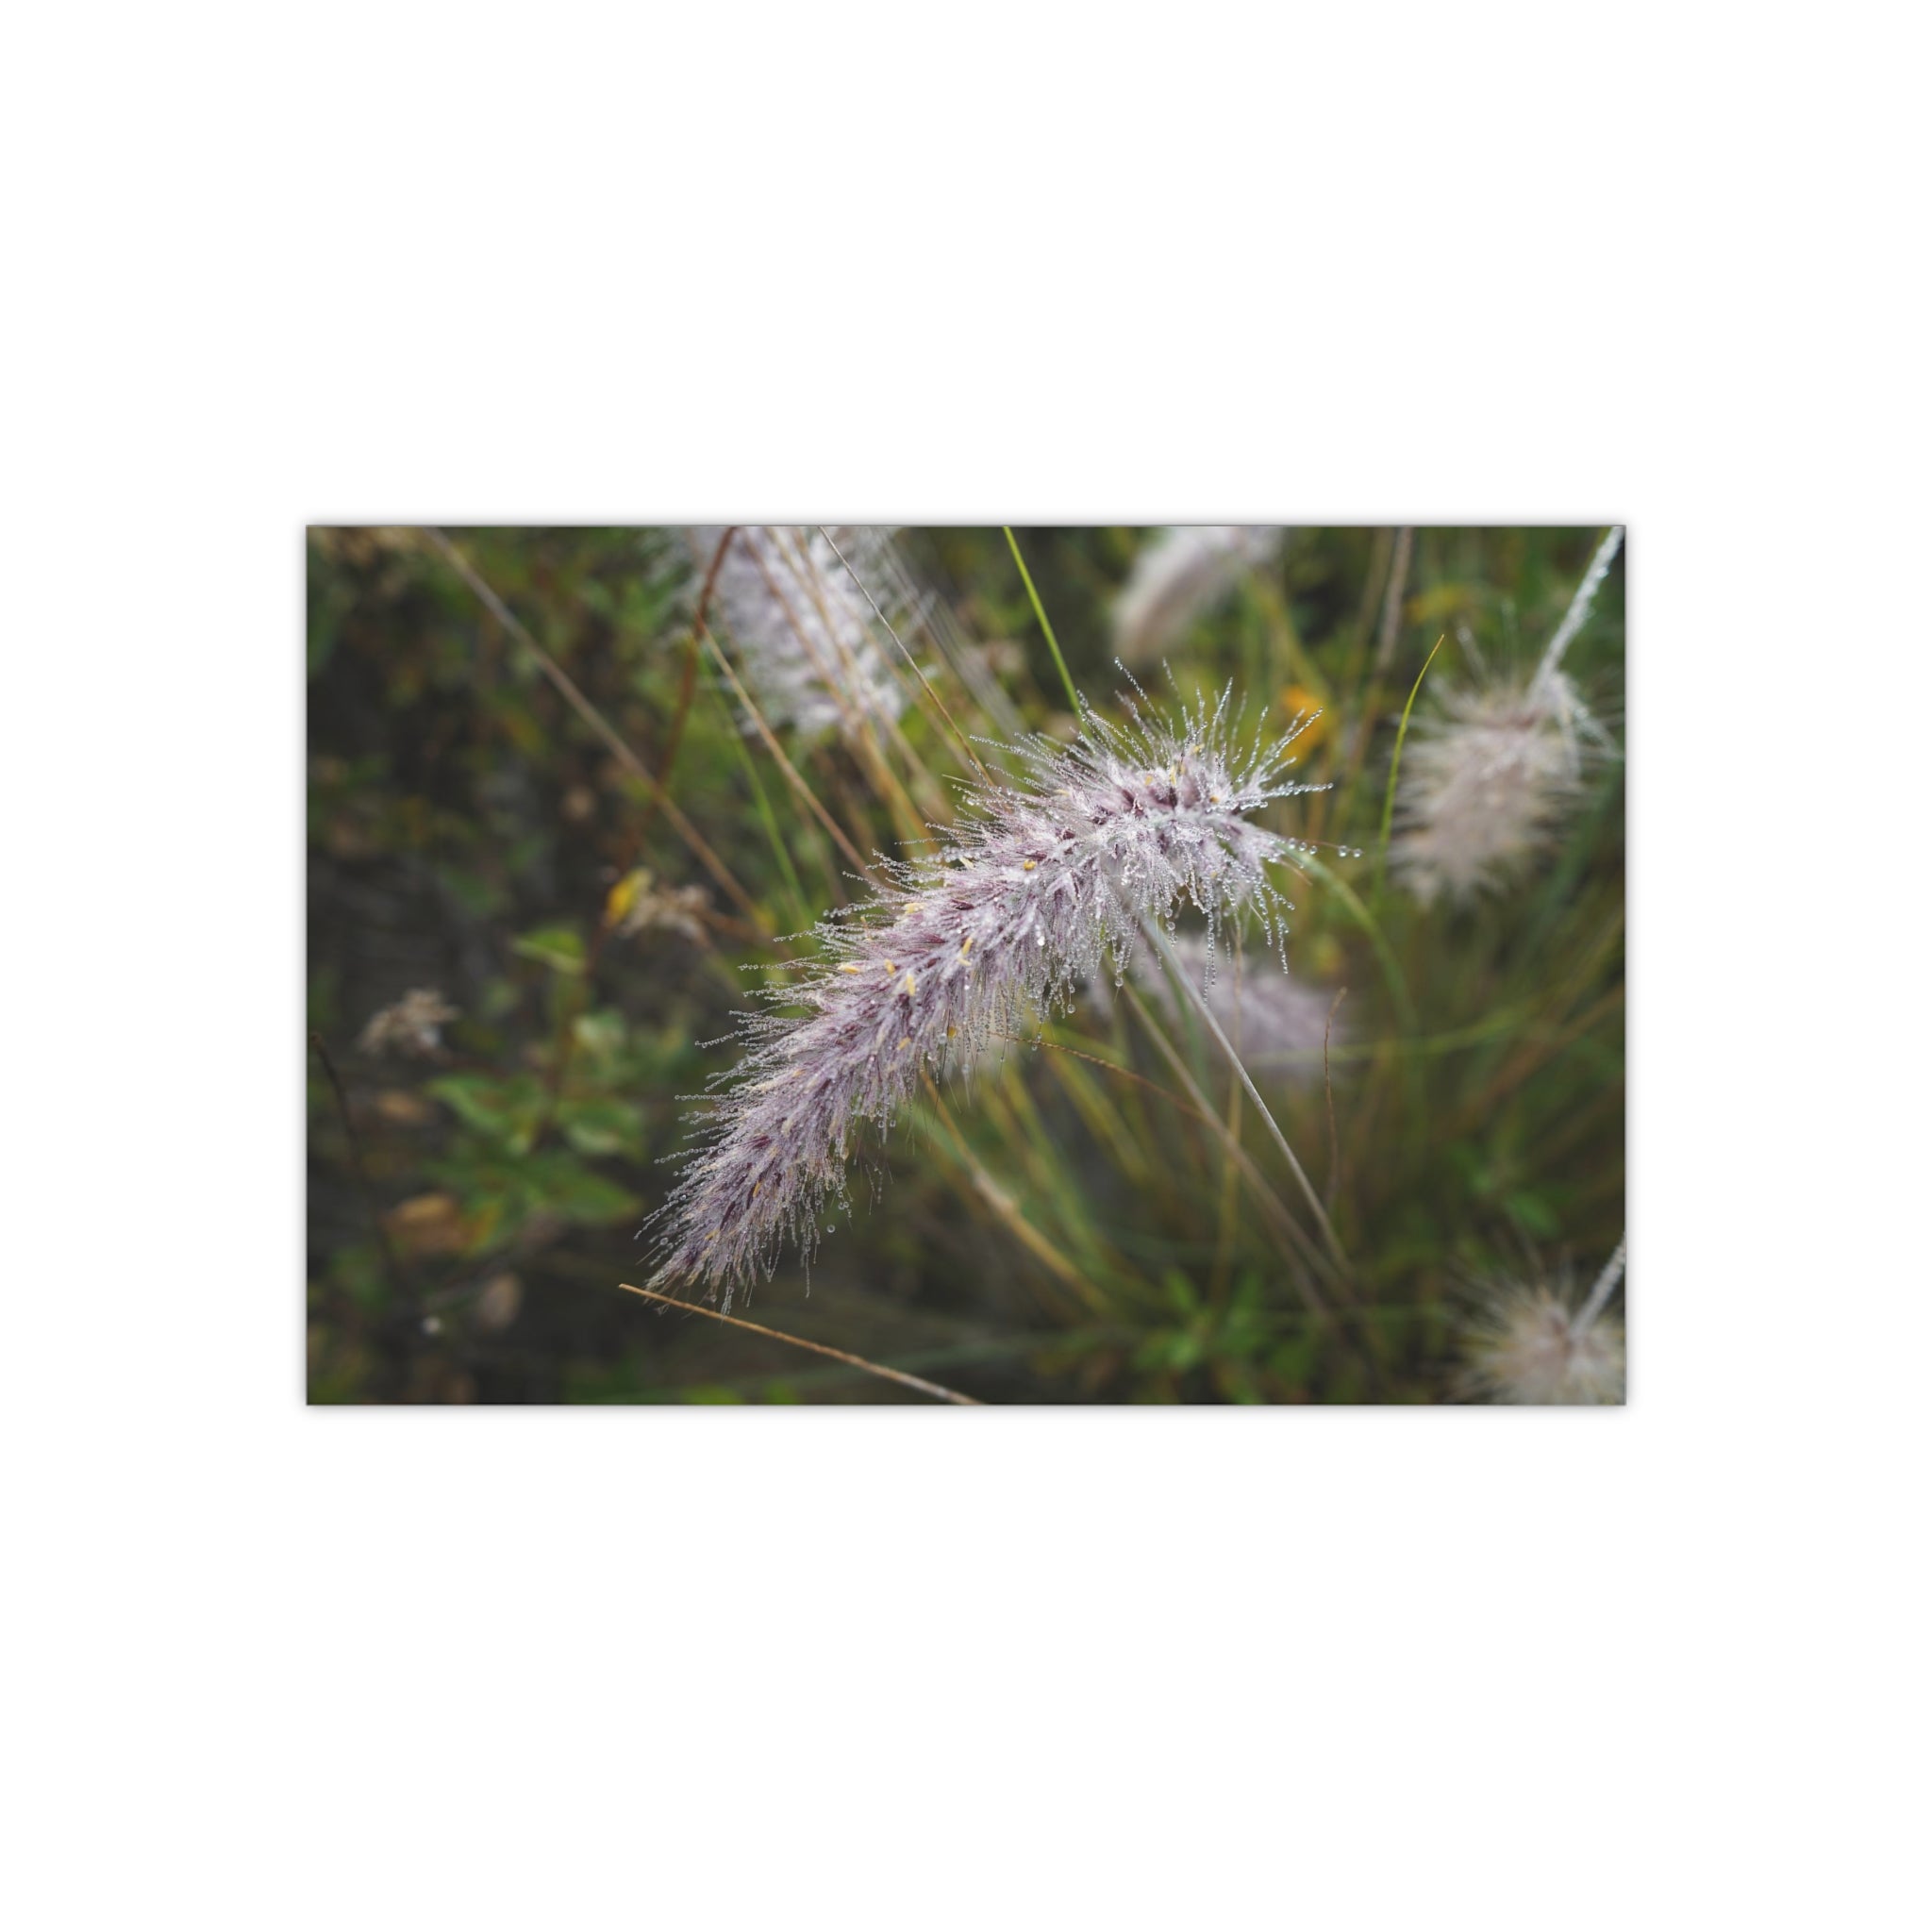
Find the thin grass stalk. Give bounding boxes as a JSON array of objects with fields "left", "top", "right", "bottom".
[
  {"left": 726, "top": 529, "right": 899, "bottom": 757},
  {"left": 779, "top": 530, "right": 958, "bottom": 822},
  {"left": 818, "top": 526, "right": 993, "bottom": 787},
  {"left": 616, "top": 1282, "right": 980, "bottom": 1405},
  {"left": 1034, "top": 1039, "right": 1158, "bottom": 1188},
  {"left": 424, "top": 528, "right": 775, "bottom": 940},
  {"left": 703, "top": 676, "right": 812, "bottom": 931},
  {"left": 904, "top": 566, "right": 1029, "bottom": 748},
  {"left": 637, "top": 526, "right": 737, "bottom": 843},
  {"left": 1374, "top": 633, "right": 1446, "bottom": 894},
  {"left": 755, "top": 529, "right": 937, "bottom": 843},
  {"left": 699, "top": 626, "right": 882, "bottom": 884},
  {"left": 1335, "top": 525, "right": 1414, "bottom": 822},
  {"left": 1210, "top": 1052, "right": 1244, "bottom": 1303},
  {"left": 1372, "top": 526, "right": 1416, "bottom": 675},
  {"left": 1004, "top": 526, "right": 1082, "bottom": 712},
  {"left": 1469, "top": 985, "right": 1624, "bottom": 1121},
  {"left": 745, "top": 529, "right": 877, "bottom": 744},
  {"left": 1121, "top": 986, "right": 1337, "bottom": 1315},
  {"left": 975, "top": 1074, "right": 1117, "bottom": 1291},
  {"left": 1323, "top": 987, "right": 1348, "bottom": 1213},
  {"left": 920, "top": 1075, "right": 1110, "bottom": 1315},
  {"left": 1142, "top": 917, "right": 1351, "bottom": 1276},
  {"left": 989, "top": 1054, "right": 1140, "bottom": 1291},
  {"left": 1533, "top": 526, "right": 1624, "bottom": 690},
  {"left": 1294, "top": 852, "right": 1418, "bottom": 1033},
  {"left": 308, "top": 1031, "right": 407, "bottom": 1295},
  {"left": 763, "top": 530, "right": 934, "bottom": 843},
  {"left": 1572, "top": 1233, "right": 1627, "bottom": 1335}
]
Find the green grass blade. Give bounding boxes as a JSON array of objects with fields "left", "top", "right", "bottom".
[
  {"left": 1296, "top": 852, "right": 1418, "bottom": 1035},
  {"left": 705, "top": 680, "right": 811, "bottom": 930},
  {"left": 1004, "top": 526, "right": 1082, "bottom": 712},
  {"left": 1374, "top": 631, "right": 1445, "bottom": 894}
]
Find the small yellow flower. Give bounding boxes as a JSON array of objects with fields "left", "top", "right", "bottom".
[{"left": 603, "top": 869, "right": 645, "bottom": 927}]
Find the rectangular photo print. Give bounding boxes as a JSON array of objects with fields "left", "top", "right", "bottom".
[{"left": 308, "top": 526, "right": 1625, "bottom": 1405}]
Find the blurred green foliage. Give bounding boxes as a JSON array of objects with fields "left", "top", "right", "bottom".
[{"left": 308, "top": 525, "right": 1623, "bottom": 1402}]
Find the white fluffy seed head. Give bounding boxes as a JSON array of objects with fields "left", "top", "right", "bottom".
[
  {"left": 648, "top": 687, "right": 1326, "bottom": 1305},
  {"left": 1391, "top": 670, "right": 1604, "bottom": 905},
  {"left": 1112, "top": 526, "right": 1283, "bottom": 666},
  {"left": 688, "top": 525, "right": 908, "bottom": 741},
  {"left": 1394, "top": 527, "right": 1623, "bottom": 907},
  {"left": 1460, "top": 1274, "right": 1626, "bottom": 1405}
]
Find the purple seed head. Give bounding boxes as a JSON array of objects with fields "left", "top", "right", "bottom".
[{"left": 649, "top": 685, "right": 1325, "bottom": 1307}]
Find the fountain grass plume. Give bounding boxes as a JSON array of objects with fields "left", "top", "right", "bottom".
[
  {"left": 1460, "top": 1235, "right": 1627, "bottom": 1405},
  {"left": 649, "top": 683, "right": 1328, "bottom": 1305},
  {"left": 1390, "top": 671, "right": 1598, "bottom": 905},
  {"left": 1112, "top": 526, "right": 1283, "bottom": 667},
  {"left": 688, "top": 525, "right": 908, "bottom": 741},
  {"left": 1392, "top": 527, "right": 1623, "bottom": 906}
]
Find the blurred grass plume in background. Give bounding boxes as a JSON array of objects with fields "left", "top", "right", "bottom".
[
  {"left": 1393, "top": 528, "right": 1623, "bottom": 905},
  {"left": 1113, "top": 525, "right": 1285, "bottom": 666},
  {"left": 1460, "top": 1235, "right": 1628, "bottom": 1405},
  {"left": 687, "top": 525, "right": 909, "bottom": 742}
]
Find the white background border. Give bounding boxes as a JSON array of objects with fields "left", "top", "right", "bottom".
[{"left": 7, "top": 5, "right": 1926, "bottom": 1926}]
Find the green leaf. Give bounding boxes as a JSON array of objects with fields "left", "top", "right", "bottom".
[
  {"left": 521, "top": 1153, "right": 641, "bottom": 1224},
  {"left": 425, "top": 1073, "right": 546, "bottom": 1150},
  {"left": 511, "top": 925, "right": 586, "bottom": 975},
  {"left": 572, "top": 1008, "right": 626, "bottom": 1064},
  {"left": 1505, "top": 1191, "right": 1560, "bottom": 1240},
  {"left": 558, "top": 1096, "right": 645, "bottom": 1159}
]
